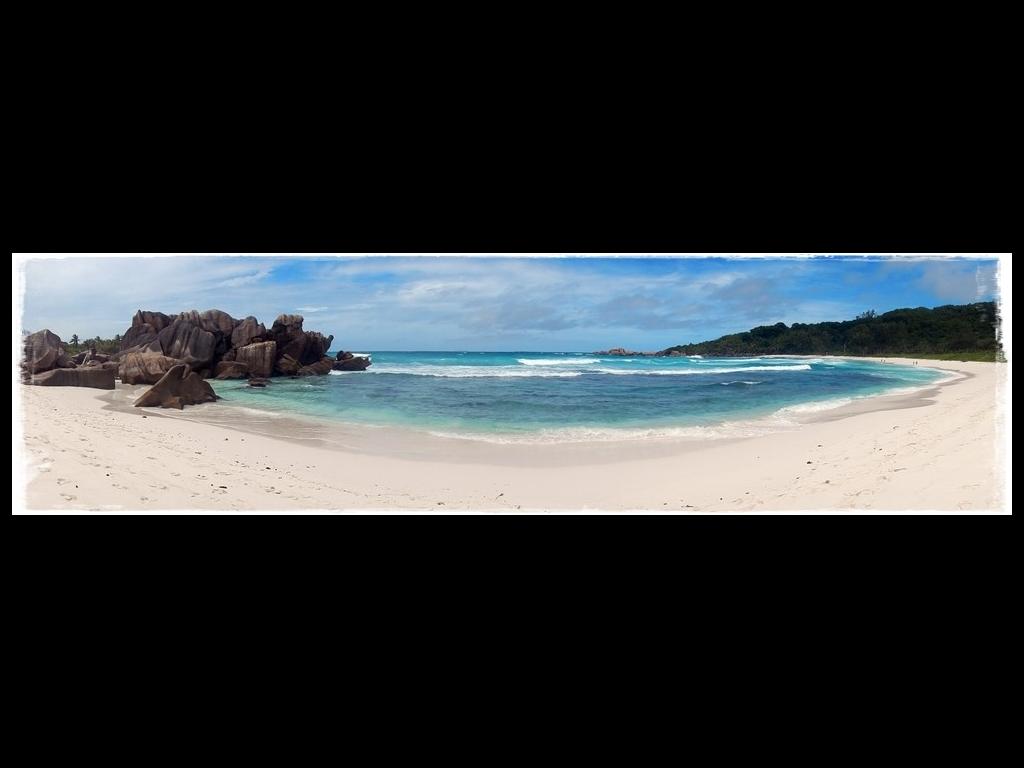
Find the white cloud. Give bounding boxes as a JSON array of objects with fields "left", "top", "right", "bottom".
[
  {"left": 222, "top": 268, "right": 273, "bottom": 288},
  {"left": 917, "top": 262, "right": 997, "bottom": 303}
]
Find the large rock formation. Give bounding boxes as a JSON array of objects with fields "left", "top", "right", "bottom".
[
  {"left": 214, "top": 360, "right": 250, "bottom": 379},
  {"left": 271, "top": 314, "right": 305, "bottom": 337},
  {"left": 116, "top": 310, "right": 342, "bottom": 381},
  {"left": 121, "top": 310, "right": 175, "bottom": 350},
  {"left": 31, "top": 367, "right": 116, "bottom": 389},
  {"left": 298, "top": 358, "right": 334, "bottom": 376},
  {"left": 23, "top": 330, "right": 74, "bottom": 374},
  {"left": 119, "top": 351, "right": 181, "bottom": 384},
  {"left": 303, "top": 332, "right": 334, "bottom": 364},
  {"left": 333, "top": 351, "right": 372, "bottom": 371},
  {"left": 134, "top": 364, "right": 219, "bottom": 409},
  {"left": 23, "top": 310, "right": 362, "bottom": 400},
  {"left": 157, "top": 318, "right": 217, "bottom": 367},
  {"left": 234, "top": 340, "right": 277, "bottom": 377},
  {"left": 230, "top": 316, "right": 266, "bottom": 348},
  {"left": 275, "top": 353, "right": 302, "bottom": 376}
]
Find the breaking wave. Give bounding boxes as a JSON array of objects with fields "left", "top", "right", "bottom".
[
  {"left": 517, "top": 358, "right": 602, "bottom": 366},
  {"left": 366, "top": 363, "right": 812, "bottom": 378}
]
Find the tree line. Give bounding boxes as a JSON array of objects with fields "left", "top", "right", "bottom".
[
  {"left": 661, "top": 303, "right": 1002, "bottom": 360},
  {"left": 58, "top": 334, "right": 123, "bottom": 355}
]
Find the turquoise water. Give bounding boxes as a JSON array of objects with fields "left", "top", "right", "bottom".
[{"left": 208, "top": 352, "right": 948, "bottom": 442}]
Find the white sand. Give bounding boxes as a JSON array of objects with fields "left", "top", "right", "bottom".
[{"left": 18, "top": 358, "right": 1005, "bottom": 512}]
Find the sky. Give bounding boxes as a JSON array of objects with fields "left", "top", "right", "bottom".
[{"left": 19, "top": 255, "right": 1001, "bottom": 351}]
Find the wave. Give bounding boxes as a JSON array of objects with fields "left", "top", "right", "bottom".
[
  {"left": 694, "top": 357, "right": 766, "bottom": 364},
  {"left": 362, "top": 363, "right": 812, "bottom": 378},
  {"left": 427, "top": 422, "right": 781, "bottom": 444},
  {"left": 369, "top": 365, "right": 583, "bottom": 378},
  {"left": 517, "top": 358, "right": 601, "bottom": 366},
  {"left": 589, "top": 364, "right": 812, "bottom": 375},
  {"left": 775, "top": 398, "right": 853, "bottom": 416},
  {"left": 719, "top": 380, "right": 763, "bottom": 385}
]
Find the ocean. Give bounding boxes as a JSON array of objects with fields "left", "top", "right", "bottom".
[{"left": 207, "top": 352, "right": 950, "bottom": 443}]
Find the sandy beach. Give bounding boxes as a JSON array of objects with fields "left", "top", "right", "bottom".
[{"left": 17, "top": 358, "right": 1005, "bottom": 512}]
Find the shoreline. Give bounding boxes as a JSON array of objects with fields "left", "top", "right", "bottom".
[
  {"left": 20, "top": 357, "right": 1004, "bottom": 511},
  {"left": 109, "top": 355, "right": 962, "bottom": 458}
]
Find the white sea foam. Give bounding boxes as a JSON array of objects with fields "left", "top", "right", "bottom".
[
  {"left": 517, "top": 358, "right": 602, "bottom": 366},
  {"left": 775, "top": 398, "right": 854, "bottom": 416},
  {"left": 232, "top": 406, "right": 285, "bottom": 418},
  {"left": 589, "top": 364, "right": 812, "bottom": 375},
  {"left": 369, "top": 365, "right": 583, "bottom": 378},
  {"left": 362, "top": 363, "right": 812, "bottom": 378},
  {"left": 427, "top": 421, "right": 783, "bottom": 444},
  {"left": 719, "top": 380, "right": 763, "bottom": 385},
  {"left": 695, "top": 357, "right": 766, "bottom": 364}
]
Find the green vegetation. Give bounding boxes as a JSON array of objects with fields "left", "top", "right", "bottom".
[
  {"left": 662, "top": 303, "right": 1003, "bottom": 360},
  {"left": 65, "top": 334, "right": 122, "bottom": 355}
]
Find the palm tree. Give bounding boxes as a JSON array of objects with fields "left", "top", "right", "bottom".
[{"left": 70, "top": 334, "right": 80, "bottom": 347}]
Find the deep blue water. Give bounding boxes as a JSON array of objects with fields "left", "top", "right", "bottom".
[{"left": 208, "top": 352, "right": 947, "bottom": 442}]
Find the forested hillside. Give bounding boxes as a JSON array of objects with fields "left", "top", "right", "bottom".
[{"left": 661, "top": 303, "right": 1001, "bottom": 360}]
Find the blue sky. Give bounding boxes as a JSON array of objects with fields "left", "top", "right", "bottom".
[{"left": 20, "top": 255, "right": 1000, "bottom": 351}]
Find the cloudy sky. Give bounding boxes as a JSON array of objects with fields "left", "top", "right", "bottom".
[{"left": 19, "top": 255, "right": 1000, "bottom": 351}]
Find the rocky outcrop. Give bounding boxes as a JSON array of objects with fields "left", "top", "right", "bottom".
[
  {"left": 275, "top": 353, "right": 302, "bottom": 376},
  {"left": 134, "top": 364, "right": 219, "bottom": 409},
  {"left": 214, "top": 360, "right": 250, "bottom": 379},
  {"left": 248, "top": 378, "right": 269, "bottom": 387},
  {"left": 276, "top": 335, "right": 308, "bottom": 368},
  {"left": 297, "top": 357, "right": 334, "bottom": 376},
  {"left": 271, "top": 314, "right": 305, "bottom": 336},
  {"left": 119, "top": 351, "right": 181, "bottom": 385},
  {"left": 230, "top": 316, "right": 266, "bottom": 348},
  {"left": 23, "top": 330, "right": 73, "bottom": 374},
  {"left": 196, "top": 309, "right": 236, "bottom": 336},
  {"left": 235, "top": 341, "right": 277, "bottom": 378},
  {"left": 112, "top": 309, "right": 355, "bottom": 382},
  {"left": 31, "top": 367, "right": 116, "bottom": 389},
  {"left": 121, "top": 310, "right": 175, "bottom": 350},
  {"left": 157, "top": 318, "right": 217, "bottom": 367},
  {"left": 332, "top": 351, "right": 372, "bottom": 371},
  {"left": 595, "top": 348, "right": 658, "bottom": 357},
  {"left": 303, "top": 332, "right": 334, "bottom": 364}
]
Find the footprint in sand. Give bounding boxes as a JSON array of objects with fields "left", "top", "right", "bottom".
[
  {"left": 60, "top": 493, "right": 77, "bottom": 502},
  {"left": 56, "top": 478, "right": 71, "bottom": 485}
]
